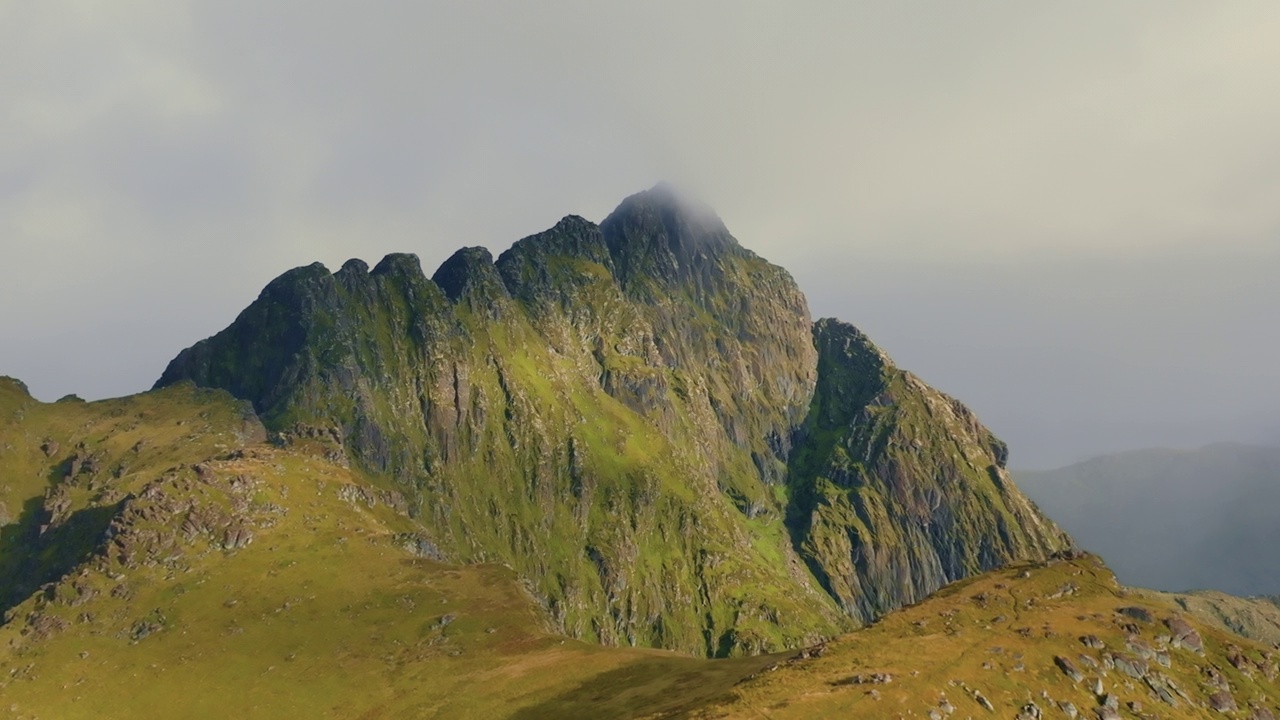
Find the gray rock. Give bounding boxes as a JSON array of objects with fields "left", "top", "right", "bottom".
[
  {"left": 1054, "top": 655, "right": 1084, "bottom": 683},
  {"left": 1209, "top": 691, "right": 1237, "bottom": 713},
  {"left": 1112, "top": 653, "right": 1147, "bottom": 679},
  {"left": 397, "top": 533, "right": 445, "bottom": 560},
  {"left": 1227, "top": 648, "right": 1254, "bottom": 674},
  {"left": 1079, "top": 635, "right": 1105, "bottom": 650},
  {"left": 1204, "top": 666, "right": 1230, "bottom": 690},
  {"left": 1125, "top": 635, "right": 1155, "bottom": 661},
  {"left": 1143, "top": 674, "right": 1178, "bottom": 707},
  {"left": 1165, "top": 615, "right": 1204, "bottom": 654},
  {"left": 1117, "top": 606, "right": 1153, "bottom": 623},
  {"left": 222, "top": 526, "right": 253, "bottom": 550},
  {"left": 1016, "top": 701, "right": 1042, "bottom": 720},
  {"left": 838, "top": 672, "right": 893, "bottom": 685}
]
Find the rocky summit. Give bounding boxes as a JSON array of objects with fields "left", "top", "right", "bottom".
[{"left": 153, "top": 184, "right": 1070, "bottom": 655}]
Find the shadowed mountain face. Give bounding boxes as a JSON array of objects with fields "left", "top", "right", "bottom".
[
  {"left": 155, "top": 185, "right": 1069, "bottom": 655},
  {"left": 1017, "top": 443, "right": 1280, "bottom": 596}
]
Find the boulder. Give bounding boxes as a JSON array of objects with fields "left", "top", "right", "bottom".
[
  {"left": 1165, "top": 616, "right": 1204, "bottom": 654},
  {"left": 1079, "top": 635, "right": 1104, "bottom": 650},
  {"left": 1054, "top": 655, "right": 1084, "bottom": 682},
  {"left": 1209, "top": 691, "right": 1237, "bottom": 713},
  {"left": 1117, "top": 606, "right": 1153, "bottom": 623}
]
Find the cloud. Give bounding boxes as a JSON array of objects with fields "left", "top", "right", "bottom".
[{"left": 2, "top": 1, "right": 1277, "bottom": 465}]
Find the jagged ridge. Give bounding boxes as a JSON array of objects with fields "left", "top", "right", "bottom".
[{"left": 155, "top": 185, "right": 1069, "bottom": 655}]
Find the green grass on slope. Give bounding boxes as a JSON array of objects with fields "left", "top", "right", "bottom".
[
  {"left": 692, "top": 554, "right": 1280, "bottom": 719},
  {"left": 0, "top": 380, "right": 263, "bottom": 613},
  {"left": 0, "top": 450, "right": 776, "bottom": 719}
]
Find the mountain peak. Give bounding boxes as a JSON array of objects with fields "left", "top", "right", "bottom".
[
  {"left": 495, "top": 215, "right": 614, "bottom": 300},
  {"left": 371, "top": 252, "right": 425, "bottom": 280},
  {"left": 603, "top": 183, "right": 732, "bottom": 239},
  {"left": 339, "top": 258, "right": 370, "bottom": 275},
  {"left": 430, "top": 246, "right": 507, "bottom": 302},
  {"left": 600, "top": 184, "right": 740, "bottom": 288},
  {"left": 0, "top": 376, "right": 31, "bottom": 399},
  {"left": 628, "top": 181, "right": 719, "bottom": 222}
]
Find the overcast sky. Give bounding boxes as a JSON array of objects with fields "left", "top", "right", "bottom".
[{"left": 3, "top": 2, "right": 1278, "bottom": 468}]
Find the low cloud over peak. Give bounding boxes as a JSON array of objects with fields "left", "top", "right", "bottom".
[{"left": 3, "top": 2, "right": 1278, "bottom": 467}]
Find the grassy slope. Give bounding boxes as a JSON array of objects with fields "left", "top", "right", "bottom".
[
  {"left": 0, "top": 451, "right": 775, "bottom": 719},
  {"left": 694, "top": 554, "right": 1280, "bottom": 719},
  {"left": 0, "top": 377, "right": 263, "bottom": 611}
]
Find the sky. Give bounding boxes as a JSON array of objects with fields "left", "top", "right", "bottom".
[{"left": 2, "top": 2, "right": 1278, "bottom": 468}]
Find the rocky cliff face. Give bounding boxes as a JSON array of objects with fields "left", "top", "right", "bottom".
[
  {"left": 787, "top": 320, "right": 1068, "bottom": 623},
  {"left": 157, "top": 185, "right": 1069, "bottom": 655}
]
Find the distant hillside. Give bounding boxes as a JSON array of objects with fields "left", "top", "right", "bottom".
[
  {"left": 695, "top": 553, "right": 1280, "bottom": 720},
  {"left": 1016, "top": 443, "right": 1280, "bottom": 596},
  {"left": 1137, "top": 589, "right": 1280, "bottom": 648}
]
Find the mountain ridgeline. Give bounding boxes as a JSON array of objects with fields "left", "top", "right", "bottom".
[{"left": 157, "top": 185, "right": 1070, "bottom": 655}]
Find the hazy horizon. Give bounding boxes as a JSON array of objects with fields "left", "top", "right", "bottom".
[{"left": 3, "top": 2, "right": 1278, "bottom": 468}]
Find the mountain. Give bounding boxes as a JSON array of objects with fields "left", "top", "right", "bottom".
[
  {"left": 1016, "top": 444, "right": 1280, "bottom": 596},
  {"left": 151, "top": 185, "right": 1068, "bottom": 655},
  {"left": 0, "top": 187, "right": 1102, "bottom": 716},
  {"left": 1, "top": 379, "right": 1275, "bottom": 718}
]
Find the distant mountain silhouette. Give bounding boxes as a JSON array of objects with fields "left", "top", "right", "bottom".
[{"left": 1017, "top": 443, "right": 1280, "bottom": 595}]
